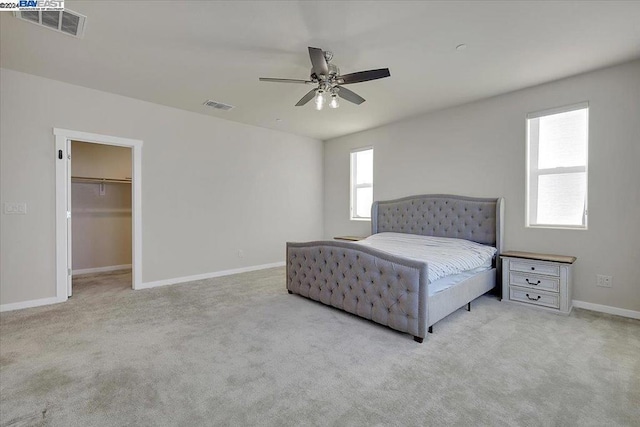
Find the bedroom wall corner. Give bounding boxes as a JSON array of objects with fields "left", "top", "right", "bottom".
[
  {"left": 0, "top": 68, "right": 324, "bottom": 306},
  {"left": 323, "top": 59, "right": 640, "bottom": 313}
]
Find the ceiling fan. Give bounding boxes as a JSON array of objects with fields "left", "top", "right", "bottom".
[{"left": 259, "top": 47, "right": 391, "bottom": 110}]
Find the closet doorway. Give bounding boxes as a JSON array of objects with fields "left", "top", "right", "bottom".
[
  {"left": 54, "top": 129, "right": 143, "bottom": 302},
  {"left": 70, "top": 141, "right": 132, "bottom": 295}
]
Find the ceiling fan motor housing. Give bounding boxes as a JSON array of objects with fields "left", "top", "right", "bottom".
[
  {"left": 311, "top": 64, "right": 340, "bottom": 82},
  {"left": 312, "top": 66, "right": 340, "bottom": 83}
]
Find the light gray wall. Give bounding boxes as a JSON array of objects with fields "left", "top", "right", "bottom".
[
  {"left": 71, "top": 141, "right": 132, "bottom": 271},
  {"left": 71, "top": 140, "right": 132, "bottom": 180},
  {"left": 72, "top": 182, "right": 132, "bottom": 271},
  {"left": 0, "top": 68, "right": 323, "bottom": 305},
  {"left": 324, "top": 60, "right": 640, "bottom": 311}
]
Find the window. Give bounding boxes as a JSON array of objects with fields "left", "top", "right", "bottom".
[
  {"left": 350, "top": 147, "right": 373, "bottom": 220},
  {"left": 526, "top": 103, "right": 588, "bottom": 229}
]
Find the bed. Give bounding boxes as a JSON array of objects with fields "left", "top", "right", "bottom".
[{"left": 286, "top": 194, "right": 504, "bottom": 342}]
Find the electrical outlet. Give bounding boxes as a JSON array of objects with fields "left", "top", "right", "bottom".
[
  {"left": 237, "top": 249, "right": 245, "bottom": 258},
  {"left": 4, "top": 202, "right": 27, "bottom": 215},
  {"left": 596, "top": 275, "right": 612, "bottom": 288}
]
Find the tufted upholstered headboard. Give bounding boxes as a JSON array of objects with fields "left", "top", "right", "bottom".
[{"left": 371, "top": 194, "right": 504, "bottom": 254}]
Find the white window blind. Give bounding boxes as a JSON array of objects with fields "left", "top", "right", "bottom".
[
  {"left": 527, "top": 103, "right": 588, "bottom": 229},
  {"left": 350, "top": 147, "right": 373, "bottom": 220}
]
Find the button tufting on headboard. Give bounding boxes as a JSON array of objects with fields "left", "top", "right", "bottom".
[{"left": 371, "top": 194, "right": 500, "bottom": 247}]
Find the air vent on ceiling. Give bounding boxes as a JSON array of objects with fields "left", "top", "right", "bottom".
[
  {"left": 14, "top": 9, "right": 87, "bottom": 38},
  {"left": 203, "top": 100, "right": 234, "bottom": 111}
]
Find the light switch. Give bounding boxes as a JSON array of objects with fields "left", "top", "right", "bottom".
[{"left": 4, "top": 202, "right": 27, "bottom": 215}]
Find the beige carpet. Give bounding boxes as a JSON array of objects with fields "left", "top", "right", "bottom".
[{"left": 1, "top": 267, "right": 638, "bottom": 426}]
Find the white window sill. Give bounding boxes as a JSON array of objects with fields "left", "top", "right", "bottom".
[
  {"left": 526, "top": 224, "right": 588, "bottom": 231},
  {"left": 350, "top": 217, "right": 371, "bottom": 222}
]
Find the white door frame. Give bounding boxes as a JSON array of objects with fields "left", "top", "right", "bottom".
[{"left": 54, "top": 128, "right": 143, "bottom": 299}]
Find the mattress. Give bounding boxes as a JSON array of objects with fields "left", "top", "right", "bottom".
[{"left": 354, "top": 232, "right": 497, "bottom": 283}]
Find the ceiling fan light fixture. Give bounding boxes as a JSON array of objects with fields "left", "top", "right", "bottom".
[
  {"left": 315, "top": 90, "right": 326, "bottom": 110},
  {"left": 329, "top": 93, "right": 339, "bottom": 109}
]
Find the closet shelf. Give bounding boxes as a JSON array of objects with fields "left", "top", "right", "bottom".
[
  {"left": 72, "top": 176, "right": 132, "bottom": 184},
  {"left": 72, "top": 208, "right": 132, "bottom": 214}
]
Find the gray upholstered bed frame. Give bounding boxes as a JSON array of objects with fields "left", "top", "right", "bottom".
[{"left": 286, "top": 194, "right": 504, "bottom": 342}]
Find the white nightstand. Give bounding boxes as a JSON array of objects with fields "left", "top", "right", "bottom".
[{"left": 501, "top": 251, "right": 576, "bottom": 315}]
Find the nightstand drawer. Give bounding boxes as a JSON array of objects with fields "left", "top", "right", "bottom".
[
  {"left": 509, "top": 272, "right": 560, "bottom": 292},
  {"left": 510, "top": 286, "right": 559, "bottom": 309},
  {"left": 510, "top": 260, "right": 559, "bottom": 277}
]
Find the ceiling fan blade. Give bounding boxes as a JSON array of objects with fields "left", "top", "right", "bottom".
[
  {"left": 259, "top": 77, "right": 313, "bottom": 84},
  {"left": 295, "top": 88, "right": 317, "bottom": 106},
  {"left": 338, "top": 68, "right": 390, "bottom": 85},
  {"left": 308, "top": 47, "right": 329, "bottom": 77},
  {"left": 337, "top": 87, "right": 365, "bottom": 105}
]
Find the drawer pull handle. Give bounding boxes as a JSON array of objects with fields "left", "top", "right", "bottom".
[
  {"left": 525, "top": 279, "right": 541, "bottom": 285},
  {"left": 525, "top": 294, "right": 541, "bottom": 301}
]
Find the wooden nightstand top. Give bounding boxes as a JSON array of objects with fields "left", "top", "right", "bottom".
[
  {"left": 501, "top": 250, "right": 576, "bottom": 264},
  {"left": 333, "top": 236, "right": 367, "bottom": 242}
]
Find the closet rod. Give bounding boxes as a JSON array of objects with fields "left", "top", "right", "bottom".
[{"left": 71, "top": 176, "right": 132, "bottom": 184}]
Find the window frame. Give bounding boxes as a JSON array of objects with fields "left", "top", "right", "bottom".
[
  {"left": 350, "top": 146, "right": 374, "bottom": 221},
  {"left": 525, "top": 102, "right": 589, "bottom": 230}
]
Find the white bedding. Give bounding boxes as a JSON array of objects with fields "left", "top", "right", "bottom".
[{"left": 354, "top": 232, "right": 497, "bottom": 283}]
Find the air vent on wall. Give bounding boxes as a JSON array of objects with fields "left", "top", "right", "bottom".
[
  {"left": 203, "top": 100, "right": 234, "bottom": 111},
  {"left": 14, "top": 9, "right": 86, "bottom": 38}
]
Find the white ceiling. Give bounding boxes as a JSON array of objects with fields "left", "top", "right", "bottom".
[{"left": 2, "top": 1, "right": 639, "bottom": 140}]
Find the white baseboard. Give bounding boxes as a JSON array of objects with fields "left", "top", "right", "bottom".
[
  {"left": 0, "top": 296, "right": 67, "bottom": 313},
  {"left": 137, "top": 262, "right": 285, "bottom": 290},
  {"left": 72, "top": 264, "right": 132, "bottom": 276},
  {"left": 572, "top": 300, "right": 640, "bottom": 320},
  {"left": 1, "top": 262, "right": 284, "bottom": 312}
]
